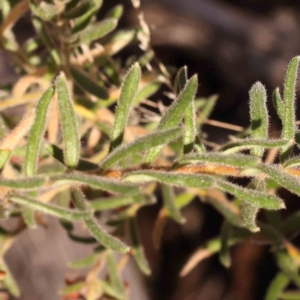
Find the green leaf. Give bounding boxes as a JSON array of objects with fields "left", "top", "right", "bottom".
[
  {"left": 275, "top": 250, "right": 300, "bottom": 287},
  {"left": 53, "top": 173, "right": 139, "bottom": 195},
  {"left": 24, "top": 87, "right": 54, "bottom": 176},
  {"left": 220, "top": 138, "right": 289, "bottom": 153},
  {"left": 60, "top": 281, "right": 85, "bottom": 295},
  {"left": 102, "top": 281, "right": 124, "bottom": 300},
  {"left": 106, "top": 251, "right": 126, "bottom": 297},
  {"left": 129, "top": 217, "right": 151, "bottom": 275},
  {"left": 110, "top": 63, "right": 141, "bottom": 150},
  {"left": 56, "top": 72, "right": 80, "bottom": 168},
  {"left": 280, "top": 212, "right": 300, "bottom": 235},
  {"left": 23, "top": 207, "right": 36, "bottom": 229},
  {"left": 264, "top": 272, "right": 289, "bottom": 300},
  {"left": 30, "top": 0, "right": 60, "bottom": 21},
  {"left": 70, "top": 66, "right": 108, "bottom": 99},
  {"left": 177, "top": 153, "right": 260, "bottom": 168},
  {"left": 197, "top": 95, "right": 218, "bottom": 128},
  {"left": 249, "top": 81, "right": 268, "bottom": 156},
  {"left": 174, "top": 66, "right": 188, "bottom": 95},
  {"left": 0, "top": 260, "right": 20, "bottom": 297},
  {"left": 0, "top": 150, "right": 10, "bottom": 169},
  {"left": 124, "top": 170, "right": 215, "bottom": 189},
  {"left": 68, "top": 252, "right": 102, "bottom": 269},
  {"left": 77, "top": 18, "right": 117, "bottom": 44},
  {"left": 105, "top": 4, "right": 124, "bottom": 20},
  {"left": 134, "top": 80, "right": 161, "bottom": 105},
  {"left": 216, "top": 179, "right": 285, "bottom": 210},
  {"left": 90, "top": 195, "right": 143, "bottom": 211},
  {"left": 273, "top": 88, "right": 284, "bottom": 122},
  {"left": 258, "top": 163, "right": 300, "bottom": 197},
  {"left": 72, "top": 0, "right": 103, "bottom": 33},
  {"left": 282, "top": 156, "right": 300, "bottom": 168},
  {"left": 0, "top": 177, "right": 45, "bottom": 189},
  {"left": 204, "top": 189, "right": 244, "bottom": 227},
  {"left": 162, "top": 184, "right": 184, "bottom": 224},
  {"left": 138, "top": 50, "right": 155, "bottom": 68},
  {"left": 101, "top": 127, "right": 182, "bottom": 169},
  {"left": 281, "top": 56, "right": 300, "bottom": 160},
  {"left": 45, "top": 143, "right": 98, "bottom": 171},
  {"left": 70, "top": 187, "right": 130, "bottom": 253},
  {"left": 174, "top": 67, "right": 196, "bottom": 154},
  {"left": 146, "top": 75, "right": 198, "bottom": 162},
  {"left": 241, "top": 178, "right": 266, "bottom": 232},
  {"left": 10, "top": 195, "right": 90, "bottom": 221},
  {"left": 241, "top": 202, "right": 259, "bottom": 232},
  {"left": 183, "top": 101, "right": 196, "bottom": 154},
  {"left": 219, "top": 221, "right": 231, "bottom": 268},
  {"left": 63, "top": 1, "right": 91, "bottom": 19}
]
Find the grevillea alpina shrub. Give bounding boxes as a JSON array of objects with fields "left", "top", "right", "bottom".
[{"left": 0, "top": 1, "right": 300, "bottom": 299}]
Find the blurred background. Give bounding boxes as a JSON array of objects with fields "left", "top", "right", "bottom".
[{"left": 2, "top": 0, "right": 300, "bottom": 299}]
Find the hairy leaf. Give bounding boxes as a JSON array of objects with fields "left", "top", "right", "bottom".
[
  {"left": 56, "top": 72, "right": 80, "bottom": 168},
  {"left": 146, "top": 75, "right": 198, "bottom": 162},
  {"left": 162, "top": 184, "right": 184, "bottom": 224},
  {"left": 24, "top": 87, "right": 54, "bottom": 176},
  {"left": 178, "top": 153, "right": 260, "bottom": 168},
  {"left": 216, "top": 179, "right": 285, "bottom": 210},
  {"left": 281, "top": 56, "right": 300, "bottom": 160},
  {"left": 101, "top": 127, "right": 181, "bottom": 169},
  {"left": 129, "top": 217, "right": 151, "bottom": 275},
  {"left": 70, "top": 66, "right": 108, "bottom": 99},
  {"left": 110, "top": 63, "right": 141, "bottom": 150}
]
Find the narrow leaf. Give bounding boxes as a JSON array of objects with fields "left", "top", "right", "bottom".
[
  {"left": 183, "top": 101, "right": 196, "bottom": 154},
  {"left": 60, "top": 281, "right": 85, "bottom": 295},
  {"left": 53, "top": 173, "right": 139, "bottom": 195},
  {"left": 72, "top": 0, "right": 103, "bottom": 33},
  {"left": 70, "top": 187, "right": 130, "bottom": 253},
  {"left": 10, "top": 195, "right": 89, "bottom": 221},
  {"left": 24, "top": 87, "right": 54, "bottom": 176},
  {"left": 68, "top": 252, "right": 102, "bottom": 269},
  {"left": 129, "top": 217, "right": 151, "bottom": 275},
  {"left": 220, "top": 138, "right": 289, "bottom": 153},
  {"left": 70, "top": 66, "right": 108, "bottom": 99},
  {"left": 283, "top": 156, "right": 300, "bottom": 168},
  {"left": 258, "top": 163, "right": 300, "bottom": 197},
  {"left": 174, "top": 66, "right": 188, "bottom": 95},
  {"left": 90, "top": 195, "right": 142, "bottom": 211},
  {"left": 205, "top": 189, "right": 244, "bottom": 227},
  {"left": 56, "top": 72, "right": 80, "bottom": 168},
  {"left": 146, "top": 75, "right": 198, "bottom": 162},
  {"left": 178, "top": 153, "right": 260, "bottom": 168},
  {"left": 275, "top": 250, "right": 300, "bottom": 287},
  {"left": 63, "top": 1, "right": 91, "bottom": 19},
  {"left": 265, "top": 272, "right": 289, "bottom": 300},
  {"left": 105, "top": 4, "right": 124, "bottom": 20},
  {"left": 273, "top": 88, "right": 284, "bottom": 122},
  {"left": 249, "top": 81, "right": 268, "bottom": 156},
  {"left": 281, "top": 56, "right": 300, "bottom": 160},
  {"left": 219, "top": 221, "right": 231, "bottom": 268},
  {"left": 0, "top": 177, "right": 45, "bottom": 189},
  {"left": 161, "top": 184, "right": 184, "bottom": 224},
  {"left": 124, "top": 170, "right": 215, "bottom": 189},
  {"left": 78, "top": 18, "right": 117, "bottom": 44},
  {"left": 197, "top": 95, "right": 218, "bottom": 127},
  {"left": 106, "top": 251, "right": 126, "bottom": 297},
  {"left": 241, "top": 202, "right": 260, "bottom": 232},
  {"left": 45, "top": 143, "right": 98, "bottom": 171},
  {"left": 110, "top": 63, "right": 141, "bottom": 150},
  {"left": 216, "top": 179, "right": 285, "bottom": 210},
  {"left": 101, "top": 127, "right": 182, "bottom": 169}
]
